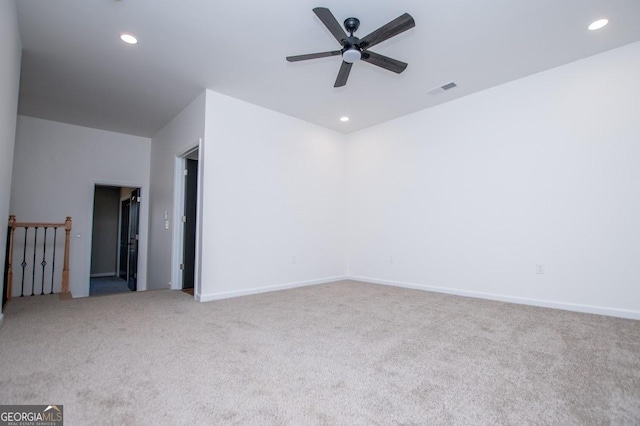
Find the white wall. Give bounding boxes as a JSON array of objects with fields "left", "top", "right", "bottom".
[
  {"left": 148, "top": 92, "right": 205, "bottom": 290},
  {"left": 346, "top": 41, "right": 640, "bottom": 319},
  {"left": 0, "top": 0, "right": 21, "bottom": 321},
  {"left": 200, "top": 90, "right": 347, "bottom": 300},
  {"left": 10, "top": 117, "right": 151, "bottom": 298}
]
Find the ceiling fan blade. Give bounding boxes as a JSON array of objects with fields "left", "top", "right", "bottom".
[
  {"left": 286, "top": 51, "right": 342, "bottom": 62},
  {"left": 313, "top": 7, "right": 348, "bottom": 44},
  {"left": 334, "top": 61, "right": 352, "bottom": 87},
  {"left": 359, "top": 13, "right": 415, "bottom": 50},
  {"left": 361, "top": 51, "right": 408, "bottom": 74}
]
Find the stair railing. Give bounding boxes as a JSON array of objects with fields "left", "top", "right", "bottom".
[{"left": 4, "top": 215, "right": 72, "bottom": 305}]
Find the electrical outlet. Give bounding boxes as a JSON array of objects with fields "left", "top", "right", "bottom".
[{"left": 536, "top": 263, "right": 545, "bottom": 274}]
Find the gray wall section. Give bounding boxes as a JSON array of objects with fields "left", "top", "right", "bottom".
[{"left": 90, "top": 186, "right": 121, "bottom": 276}]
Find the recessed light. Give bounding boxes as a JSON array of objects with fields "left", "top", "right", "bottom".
[
  {"left": 340, "top": 116, "right": 349, "bottom": 122},
  {"left": 588, "top": 19, "right": 608, "bottom": 31},
  {"left": 120, "top": 34, "right": 138, "bottom": 44}
]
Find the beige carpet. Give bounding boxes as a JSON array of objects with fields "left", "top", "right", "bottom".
[{"left": 0, "top": 280, "right": 638, "bottom": 425}]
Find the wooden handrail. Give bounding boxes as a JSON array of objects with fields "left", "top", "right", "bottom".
[
  {"left": 5, "top": 215, "right": 72, "bottom": 301},
  {"left": 12, "top": 221, "right": 69, "bottom": 228}
]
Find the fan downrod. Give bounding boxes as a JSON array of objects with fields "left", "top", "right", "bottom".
[{"left": 343, "top": 17, "right": 360, "bottom": 35}]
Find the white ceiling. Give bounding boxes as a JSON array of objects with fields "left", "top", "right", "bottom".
[{"left": 15, "top": 0, "right": 640, "bottom": 137}]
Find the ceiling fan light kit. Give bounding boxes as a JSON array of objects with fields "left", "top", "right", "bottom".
[
  {"left": 286, "top": 7, "right": 415, "bottom": 87},
  {"left": 342, "top": 46, "right": 361, "bottom": 63}
]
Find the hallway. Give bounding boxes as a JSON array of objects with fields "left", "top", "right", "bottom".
[{"left": 89, "top": 276, "right": 131, "bottom": 297}]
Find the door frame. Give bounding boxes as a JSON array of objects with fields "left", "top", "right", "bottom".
[
  {"left": 87, "top": 180, "right": 148, "bottom": 296},
  {"left": 171, "top": 139, "right": 204, "bottom": 297}
]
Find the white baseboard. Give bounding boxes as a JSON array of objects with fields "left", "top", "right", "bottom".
[
  {"left": 0, "top": 313, "right": 4, "bottom": 330},
  {"left": 196, "top": 275, "right": 349, "bottom": 302},
  {"left": 90, "top": 272, "right": 117, "bottom": 278},
  {"left": 347, "top": 275, "right": 640, "bottom": 321}
]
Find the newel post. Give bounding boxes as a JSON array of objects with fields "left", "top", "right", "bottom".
[
  {"left": 6, "top": 215, "right": 16, "bottom": 302},
  {"left": 60, "top": 216, "right": 72, "bottom": 299}
]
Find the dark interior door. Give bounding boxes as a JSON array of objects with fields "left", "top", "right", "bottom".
[
  {"left": 128, "top": 189, "right": 140, "bottom": 291},
  {"left": 182, "top": 159, "right": 198, "bottom": 289},
  {"left": 119, "top": 199, "right": 130, "bottom": 280}
]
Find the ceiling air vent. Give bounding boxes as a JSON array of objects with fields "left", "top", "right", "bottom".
[{"left": 428, "top": 81, "right": 457, "bottom": 96}]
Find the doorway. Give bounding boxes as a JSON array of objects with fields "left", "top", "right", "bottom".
[
  {"left": 90, "top": 185, "right": 141, "bottom": 296},
  {"left": 172, "top": 144, "right": 202, "bottom": 297},
  {"left": 182, "top": 158, "right": 198, "bottom": 292}
]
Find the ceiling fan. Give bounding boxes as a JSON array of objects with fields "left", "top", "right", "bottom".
[{"left": 286, "top": 7, "right": 415, "bottom": 87}]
